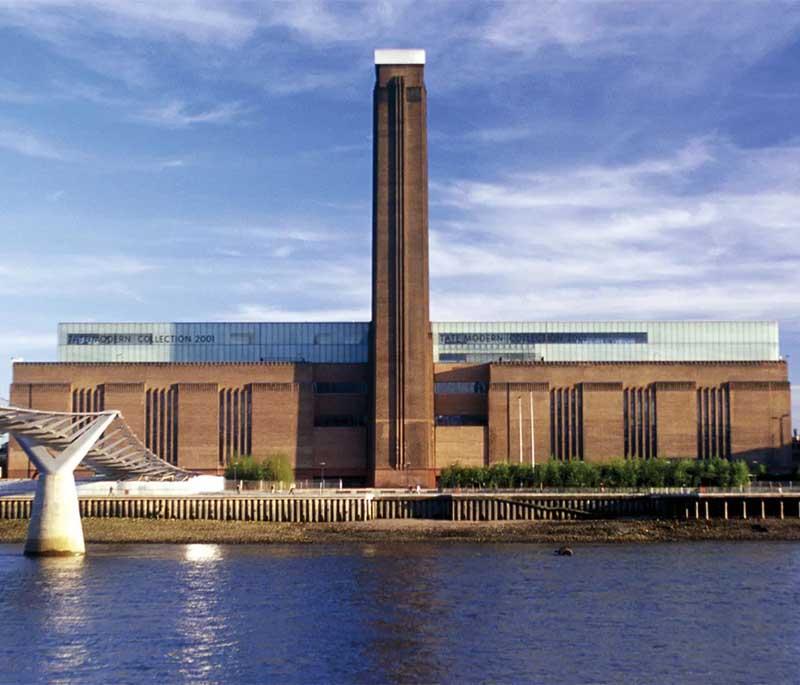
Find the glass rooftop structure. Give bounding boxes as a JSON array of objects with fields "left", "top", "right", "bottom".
[
  {"left": 432, "top": 321, "right": 780, "bottom": 363},
  {"left": 58, "top": 321, "right": 780, "bottom": 364},
  {"left": 58, "top": 322, "right": 370, "bottom": 364}
]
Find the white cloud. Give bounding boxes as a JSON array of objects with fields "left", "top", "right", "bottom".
[
  {"left": 0, "top": 332, "right": 55, "bottom": 349},
  {"left": 0, "top": 0, "right": 257, "bottom": 45},
  {"left": 3, "top": 0, "right": 798, "bottom": 102},
  {"left": 0, "top": 80, "right": 41, "bottom": 104},
  {"left": 431, "top": 282, "right": 798, "bottom": 323},
  {"left": 429, "top": 137, "right": 800, "bottom": 327},
  {"left": 0, "top": 127, "right": 66, "bottom": 160},
  {"left": 215, "top": 248, "right": 244, "bottom": 258},
  {"left": 479, "top": 2, "right": 800, "bottom": 65},
  {"left": 435, "top": 139, "right": 714, "bottom": 213},
  {"left": 465, "top": 126, "right": 533, "bottom": 144},
  {"left": 481, "top": 2, "right": 608, "bottom": 53},
  {"left": 225, "top": 222, "right": 353, "bottom": 244},
  {"left": 273, "top": 245, "right": 294, "bottom": 259},
  {"left": 225, "top": 304, "right": 368, "bottom": 322},
  {"left": 132, "top": 100, "right": 247, "bottom": 128},
  {"left": 155, "top": 158, "right": 186, "bottom": 169},
  {"left": 0, "top": 255, "right": 156, "bottom": 297},
  {"left": 0, "top": 1, "right": 256, "bottom": 90},
  {"left": 263, "top": 1, "right": 424, "bottom": 46}
]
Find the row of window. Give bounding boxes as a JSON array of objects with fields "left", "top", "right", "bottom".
[
  {"left": 439, "top": 332, "right": 648, "bottom": 346},
  {"left": 61, "top": 322, "right": 370, "bottom": 345},
  {"left": 434, "top": 382, "right": 488, "bottom": 394},
  {"left": 439, "top": 353, "right": 543, "bottom": 363},
  {"left": 315, "top": 415, "right": 367, "bottom": 427},
  {"left": 698, "top": 387, "right": 731, "bottom": 459},
  {"left": 435, "top": 415, "right": 487, "bottom": 426},
  {"left": 69, "top": 386, "right": 740, "bottom": 467},
  {"left": 551, "top": 387, "right": 584, "bottom": 461},
  {"left": 220, "top": 387, "right": 252, "bottom": 465},
  {"left": 313, "top": 382, "right": 369, "bottom": 394},
  {"left": 624, "top": 387, "right": 658, "bottom": 459},
  {"left": 145, "top": 388, "right": 179, "bottom": 465},
  {"left": 60, "top": 345, "right": 370, "bottom": 364},
  {"left": 67, "top": 334, "right": 370, "bottom": 347}
]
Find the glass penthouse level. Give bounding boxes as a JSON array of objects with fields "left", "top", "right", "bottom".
[
  {"left": 433, "top": 321, "right": 779, "bottom": 363},
  {"left": 58, "top": 321, "right": 780, "bottom": 364}
]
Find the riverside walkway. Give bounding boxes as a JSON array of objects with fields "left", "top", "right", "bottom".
[{"left": 1, "top": 487, "right": 799, "bottom": 523}]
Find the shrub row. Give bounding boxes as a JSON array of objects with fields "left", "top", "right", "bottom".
[
  {"left": 439, "top": 458, "right": 751, "bottom": 489},
  {"left": 224, "top": 454, "right": 294, "bottom": 483}
]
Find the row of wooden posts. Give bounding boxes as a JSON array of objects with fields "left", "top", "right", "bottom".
[{"left": 1, "top": 493, "right": 799, "bottom": 523}]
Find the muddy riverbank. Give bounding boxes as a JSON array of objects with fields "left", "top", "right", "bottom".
[{"left": 3, "top": 518, "right": 800, "bottom": 545}]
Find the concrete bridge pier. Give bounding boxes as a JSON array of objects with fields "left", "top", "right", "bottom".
[
  {"left": 16, "top": 413, "right": 117, "bottom": 556},
  {"left": 25, "top": 471, "right": 85, "bottom": 556}
]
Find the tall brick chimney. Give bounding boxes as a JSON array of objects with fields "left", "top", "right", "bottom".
[{"left": 370, "top": 49, "right": 435, "bottom": 487}]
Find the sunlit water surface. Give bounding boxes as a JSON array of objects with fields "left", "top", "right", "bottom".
[{"left": 1, "top": 541, "right": 798, "bottom": 683}]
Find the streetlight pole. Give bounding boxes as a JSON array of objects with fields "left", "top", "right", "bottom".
[{"left": 320, "top": 461, "right": 326, "bottom": 491}]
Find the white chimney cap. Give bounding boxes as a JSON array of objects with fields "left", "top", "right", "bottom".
[{"left": 374, "top": 49, "right": 425, "bottom": 65}]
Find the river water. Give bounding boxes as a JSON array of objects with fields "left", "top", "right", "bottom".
[{"left": 1, "top": 541, "right": 798, "bottom": 684}]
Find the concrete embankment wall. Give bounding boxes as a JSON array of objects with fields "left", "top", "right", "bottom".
[{"left": 2, "top": 493, "right": 800, "bottom": 522}]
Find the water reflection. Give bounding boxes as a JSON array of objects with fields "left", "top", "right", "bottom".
[
  {"left": 359, "top": 544, "right": 378, "bottom": 558},
  {"left": 355, "top": 546, "right": 448, "bottom": 684},
  {"left": 26, "top": 555, "right": 95, "bottom": 680},
  {"left": 172, "top": 544, "right": 236, "bottom": 681},
  {"left": 184, "top": 544, "right": 222, "bottom": 563},
  {"left": 0, "top": 542, "right": 799, "bottom": 684}
]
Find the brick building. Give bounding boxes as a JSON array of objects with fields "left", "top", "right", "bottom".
[{"left": 6, "top": 50, "right": 793, "bottom": 484}]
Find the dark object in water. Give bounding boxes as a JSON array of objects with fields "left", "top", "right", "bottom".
[{"left": 555, "top": 546, "right": 574, "bottom": 556}]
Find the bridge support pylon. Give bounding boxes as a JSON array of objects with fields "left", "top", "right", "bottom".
[{"left": 15, "top": 412, "right": 118, "bottom": 556}]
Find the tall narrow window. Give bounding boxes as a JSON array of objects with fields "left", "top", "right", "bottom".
[
  {"left": 218, "top": 386, "right": 253, "bottom": 465},
  {"left": 570, "top": 388, "right": 578, "bottom": 460},
  {"left": 650, "top": 386, "right": 658, "bottom": 459},
  {"left": 549, "top": 390, "right": 556, "bottom": 459},
  {"left": 623, "top": 388, "right": 630, "bottom": 457},
  {"left": 724, "top": 385, "right": 731, "bottom": 459},
  {"left": 548, "top": 387, "right": 583, "bottom": 461},
  {"left": 696, "top": 389, "right": 703, "bottom": 459},
  {"left": 576, "top": 386, "right": 584, "bottom": 460},
  {"left": 710, "top": 388, "right": 717, "bottom": 459}
]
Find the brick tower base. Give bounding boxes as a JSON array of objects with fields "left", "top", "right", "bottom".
[{"left": 373, "top": 468, "right": 437, "bottom": 489}]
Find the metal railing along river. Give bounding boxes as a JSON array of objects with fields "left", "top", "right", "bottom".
[{"left": 2, "top": 489, "right": 800, "bottom": 522}]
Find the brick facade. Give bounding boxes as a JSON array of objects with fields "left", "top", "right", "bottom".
[{"left": 6, "top": 359, "right": 791, "bottom": 479}]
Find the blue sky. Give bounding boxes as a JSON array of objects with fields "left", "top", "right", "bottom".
[{"left": 0, "top": 1, "right": 798, "bottom": 425}]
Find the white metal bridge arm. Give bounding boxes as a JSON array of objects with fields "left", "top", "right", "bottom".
[{"left": 53, "top": 412, "right": 118, "bottom": 473}]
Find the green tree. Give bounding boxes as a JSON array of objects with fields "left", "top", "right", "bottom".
[
  {"left": 224, "top": 455, "right": 265, "bottom": 481},
  {"left": 437, "top": 458, "right": 755, "bottom": 490},
  {"left": 264, "top": 453, "right": 293, "bottom": 484},
  {"left": 732, "top": 460, "right": 751, "bottom": 487}
]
